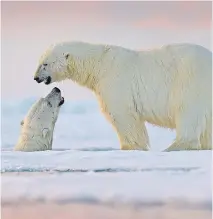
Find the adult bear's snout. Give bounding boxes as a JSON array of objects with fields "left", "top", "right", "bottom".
[
  {"left": 44, "top": 76, "right": 51, "bottom": 85},
  {"left": 34, "top": 77, "right": 42, "bottom": 83}
]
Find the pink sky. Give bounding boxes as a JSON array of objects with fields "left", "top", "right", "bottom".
[{"left": 1, "top": 1, "right": 212, "bottom": 100}]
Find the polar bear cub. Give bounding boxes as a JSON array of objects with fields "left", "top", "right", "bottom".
[{"left": 14, "top": 87, "right": 64, "bottom": 152}]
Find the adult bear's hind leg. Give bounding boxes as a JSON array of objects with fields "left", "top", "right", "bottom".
[
  {"left": 200, "top": 121, "right": 212, "bottom": 150},
  {"left": 164, "top": 107, "right": 202, "bottom": 152}
]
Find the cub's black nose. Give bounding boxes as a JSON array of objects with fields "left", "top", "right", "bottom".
[{"left": 53, "top": 87, "right": 61, "bottom": 93}]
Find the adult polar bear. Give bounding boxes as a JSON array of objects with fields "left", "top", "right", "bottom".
[{"left": 34, "top": 41, "right": 212, "bottom": 151}]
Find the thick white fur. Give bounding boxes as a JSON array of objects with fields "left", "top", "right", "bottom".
[
  {"left": 34, "top": 42, "right": 212, "bottom": 151},
  {"left": 14, "top": 90, "right": 63, "bottom": 152}
]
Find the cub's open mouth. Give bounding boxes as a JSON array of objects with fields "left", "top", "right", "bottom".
[{"left": 58, "top": 97, "right": 64, "bottom": 106}]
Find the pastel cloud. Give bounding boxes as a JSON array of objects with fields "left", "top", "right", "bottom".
[
  {"left": 1, "top": 1, "right": 211, "bottom": 99},
  {"left": 134, "top": 1, "right": 211, "bottom": 30},
  {"left": 134, "top": 15, "right": 211, "bottom": 30}
]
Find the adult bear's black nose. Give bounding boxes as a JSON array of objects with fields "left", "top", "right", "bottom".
[
  {"left": 53, "top": 87, "right": 61, "bottom": 93},
  {"left": 34, "top": 77, "right": 41, "bottom": 83}
]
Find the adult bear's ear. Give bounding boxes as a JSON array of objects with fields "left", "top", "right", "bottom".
[
  {"left": 63, "top": 53, "right": 70, "bottom": 60},
  {"left": 104, "top": 45, "right": 111, "bottom": 54}
]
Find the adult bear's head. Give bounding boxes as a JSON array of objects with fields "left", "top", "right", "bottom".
[
  {"left": 34, "top": 41, "right": 111, "bottom": 89},
  {"left": 34, "top": 43, "right": 71, "bottom": 85}
]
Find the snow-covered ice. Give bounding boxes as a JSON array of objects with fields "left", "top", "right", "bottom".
[{"left": 1, "top": 98, "right": 212, "bottom": 208}]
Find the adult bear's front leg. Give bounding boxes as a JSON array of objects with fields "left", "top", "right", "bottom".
[{"left": 106, "top": 111, "right": 150, "bottom": 151}]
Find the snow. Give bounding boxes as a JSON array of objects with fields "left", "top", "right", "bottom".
[{"left": 1, "top": 98, "right": 212, "bottom": 208}]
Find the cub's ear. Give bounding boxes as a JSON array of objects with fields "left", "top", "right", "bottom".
[
  {"left": 42, "top": 128, "right": 49, "bottom": 138},
  {"left": 20, "top": 120, "right": 24, "bottom": 126},
  {"left": 63, "top": 52, "right": 70, "bottom": 60}
]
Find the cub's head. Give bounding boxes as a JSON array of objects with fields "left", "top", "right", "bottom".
[
  {"left": 34, "top": 44, "right": 70, "bottom": 85},
  {"left": 22, "top": 87, "right": 64, "bottom": 131},
  {"left": 44, "top": 87, "right": 65, "bottom": 109}
]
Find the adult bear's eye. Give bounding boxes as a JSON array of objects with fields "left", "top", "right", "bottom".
[{"left": 43, "top": 63, "right": 48, "bottom": 66}]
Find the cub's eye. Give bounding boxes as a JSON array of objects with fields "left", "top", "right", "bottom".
[
  {"left": 43, "top": 63, "right": 48, "bottom": 66},
  {"left": 47, "top": 101, "right": 52, "bottom": 107}
]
